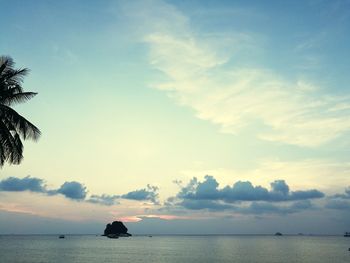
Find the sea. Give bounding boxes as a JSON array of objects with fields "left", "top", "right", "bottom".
[{"left": 0, "top": 235, "right": 349, "bottom": 263}]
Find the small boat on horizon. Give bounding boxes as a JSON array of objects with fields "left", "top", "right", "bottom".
[
  {"left": 344, "top": 232, "right": 350, "bottom": 237},
  {"left": 59, "top": 235, "right": 65, "bottom": 239},
  {"left": 106, "top": 234, "right": 119, "bottom": 239}
]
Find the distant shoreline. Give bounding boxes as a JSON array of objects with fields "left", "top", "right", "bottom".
[{"left": 0, "top": 234, "right": 345, "bottom": 237}]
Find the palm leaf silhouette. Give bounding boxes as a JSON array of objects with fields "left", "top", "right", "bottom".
[{"left": 0, "top": 56, "right": 41, "bottom": 167}]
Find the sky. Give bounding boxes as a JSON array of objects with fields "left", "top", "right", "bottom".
[{"left": 0, "top": 0, "right": 350, "bottom": 234}]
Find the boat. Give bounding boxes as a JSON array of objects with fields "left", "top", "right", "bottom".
[
  {"left": 59, "top": 235, "right": 65, "bottom": 239},
  {"left": 107, "top": 234, "right": 119, "bottom": 239},
  {"left": 344, "top": 232, "right": 350, "bottom": 237}
]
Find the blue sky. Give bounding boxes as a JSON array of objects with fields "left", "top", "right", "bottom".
[{"left": 0, "top": 0, "right": 350, "bottom": 234}]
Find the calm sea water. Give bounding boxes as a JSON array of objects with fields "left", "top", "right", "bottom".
[{"left": 0, "top": 235, "right": 349, "bottom": 263}]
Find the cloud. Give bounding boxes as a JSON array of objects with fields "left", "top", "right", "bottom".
[
  {"left": 179, "top": 199, "right": 233, "bottom": 211},
  {"left": 325, "top": 199, "right": 350, "bottom": 210},
  {"left": 324, "top": 187, "right": 350, "bottom": 211},
  {"left": 0, "top": 177, "right": 87, "bottom": 200},
  {"left": 330, "top": 187, "right": 350, "bottom": 199},
  {"left": 168, "top": 196, "right": 315, "bottom": 215},
  {"left": 54, "top": 181, "right": 87, "bottom": 200},
  {"left": 0, "top": 175, "right": 324, "bottom": 217},
  {"left": 179, "top": 159, "right": 350, "bottom": 196},
  {"left": 0, "top": 177, "right": 88, "bottom": 200},
  {"left": 164, "top": 176, "right": 324, "bottom": 214},
  {"left": 0, "top": 176, "right": 46, "bottom": 193},
  {"left": 240, "top": 200, "right": 315, "bottom": 215},
  {"left": 87, "top": 194, "right": 119, "bottom": 206},
  {"left": 124, "top": 0, "right": 350, "bottom": 147},
  {"left": 176, "top": 175, "right": 324, "bottom": 203},
  {"left": 0, "top": 176, "right": 158, "bottom": 205},
  {"left": 121, "top": 185, "right": 159, "bottom": 204}
]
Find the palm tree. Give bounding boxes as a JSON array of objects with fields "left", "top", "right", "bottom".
[{"left": 0, "top": 56, "right": 41, "bottom": 167}]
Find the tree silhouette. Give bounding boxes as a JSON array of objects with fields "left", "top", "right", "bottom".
[{"left": 0, "top": 56, "right": 41, "bottom": 167}]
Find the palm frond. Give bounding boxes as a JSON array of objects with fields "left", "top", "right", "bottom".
[
  {"left": 0, "top": 61, "right": 8, "bottom": 75},
  {"left": 0, "top": 68, "right": 29, "bottom": 85},
  {"left": 0, "top": 104, "right": 41, "bottom": 141},
  {"left": 0, "top": 56, "right": 14, "bottom": 73},
  {"left": 0, "top": 55, "right": 40, "bottom": 167},
  {"left": 0, "top": 91, "right": 37, "bottom": 106},
  {"left": 0, "top": 121, "right": 23, "bottom": 165},
  {"left": 11, "top": 133, "right": 24, "bottom": 164},
  {"left": 0, "top": 83, "right": 24, "bottom": 93},
  {"left": 0, "top": 85, "right": 24, "bottom": 97}
]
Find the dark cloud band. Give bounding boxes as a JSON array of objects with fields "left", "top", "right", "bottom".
[
  {"left": 165, "top": 176, "right": 326, "bottom": 214},
  {"left": 176, "top": 176, "right": 324, "bottom": 203},
  {"left": 0, "top": 176, "right": 159, "bottom": 205}
]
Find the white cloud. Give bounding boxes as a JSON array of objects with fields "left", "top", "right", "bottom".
[
  {"left": 179, "top": 159, "right": 350, "bottom": 194},
  {"left": 125, "top": 0, "right": 350, "bottom": 147}
]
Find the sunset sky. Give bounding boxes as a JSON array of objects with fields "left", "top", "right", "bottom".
[{"left": 1, "top": 0, "right": 350, "bottom": 234}]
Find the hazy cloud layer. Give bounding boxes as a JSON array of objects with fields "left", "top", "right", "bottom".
[
  {"left": 124, "top": 0, "right": 350, "bottom": 147},
  {"left": 168, "top": 198, "right": 316, "bottom": 215},
  {"left": 0, "top": 176, "right": 159, "bottom": 205},
  {"left": 325, "top": 199, "right": 350, "bottom": 210},
  {"left": 1, "top": 176, "right": 348, "bottom": 216},
  {"left": 87, "top": 194, "right": 120, "bottom": 206},
  {"left": 87, "top": 185, "right": 160, "bottom": 205},
  {"left": 242, "top": 200, "right": 315, "bottom": 215},
  {"left": 330, "top": 187, "right": 350, "bottom": 200},
  {"left": 325, "top": 186, "right": 350, "bottom": 210}
]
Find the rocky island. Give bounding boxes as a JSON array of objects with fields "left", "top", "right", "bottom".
[{"left": 103, "top": 221, "right": 132, "bottom": 238}]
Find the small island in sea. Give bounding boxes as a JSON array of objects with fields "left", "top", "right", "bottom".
[{"left": 103, "top": 221, "right": 132, "bottom": 238}]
